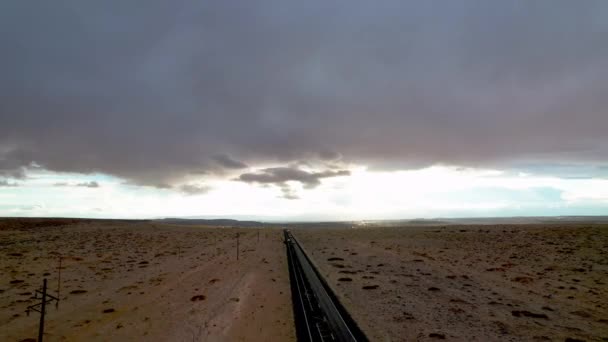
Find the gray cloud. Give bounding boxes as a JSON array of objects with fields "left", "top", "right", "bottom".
[
  {"left": 54, "top": 181, "right": 100, "bottom": 188},
  {"left": 238, "top": 167, "right": 350, "bottom": 189},
  {"left": 179, "top": 184, "right": 211, "bottom": 195},
  {"left": 0, "top": 149, "right": 30, "bottom": 179},
  {"left": 1, "top": 1, "right": 607, "bottom": 186},
  {"left": 280, "top": 185, "right": 299, "bottom": 200},
  {"left": 212, "top": 154, "right": 248, "bottom": 170},
  {"left": 318, "top": 150, "right": 342, "bottom": 161},
  {"left": 77, "top": 181, "right": 99, "bottom": 188}
]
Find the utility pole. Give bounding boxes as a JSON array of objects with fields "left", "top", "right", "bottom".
[
  {"left": 27, "top": 278, "right": 58, "bottom": 342},
  {"left": 257, "top": 230, "right": 260, "bottom": 243},
  {"left": 236, "top": 233, "right": 240, "bottom": 260},
  {"left": 39, "top": 279, "right": 46, "bottom": 342},
  {"left": 56, "top": 255, "right": 62, "bottom": 309}
]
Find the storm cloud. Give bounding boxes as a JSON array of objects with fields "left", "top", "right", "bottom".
[
  {"left": 237, "top": 166, "right": 350, "bottom": 199},
  {"left": 1, "top": 1, "right": 607, "bottom": 186},
  {"left": 212, "top": 155, "right": 248, "bottom": 170},
  {"left": 238, "top": 167, "right": 350, "bottom": 188}
]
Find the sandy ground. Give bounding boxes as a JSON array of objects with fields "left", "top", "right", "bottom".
[
  {"left": 296, "top": 225, "right": 608, "bottom": 342},
  {"left": 0, "top": 219, "right": 295, "bottom": 342}
]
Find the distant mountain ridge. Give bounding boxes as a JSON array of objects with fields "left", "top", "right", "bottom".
[
  {"left": 157, "top": 215, "right": 608, "bottom": 228},
  {"left": 158, "top": 218, "right": 270, "bottom": 227}
]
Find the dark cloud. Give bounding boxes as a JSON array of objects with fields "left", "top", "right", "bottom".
[
  {"left": 179, "top": 184, "right": 211, "bottom": 195},
  {"left": 280, "top": 185, "right": 299, "bottom": 200},
  {"left": 54, "top": 181, "right": 100, "bottom": 188},
  {"left": 1, "top": 1, "right": 607, "bottom": 185},
  {"left": 238, "top": 167, "right": 350, "bottom": 188},
  {"left": 0, "top": 149, "right": 31, "bottom": 179},
  {"left": 77, "top": 181, "right": 99, "bottom": 188},
  {"left": 212, "top": 154, "right": 248, "bottom": 170},
  {"left": 318, "top": 150, "right": 342, "bottom": 161},
  {"left": 148, "top": 183, "right": 173, "bottom": 190},
  {"left": 0, "top": 180, "right": 19, "bottom": 187}
]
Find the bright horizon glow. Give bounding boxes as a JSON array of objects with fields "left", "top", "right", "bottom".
[{"left": 1, "top": 164, "right": 608, "bottom": 221}]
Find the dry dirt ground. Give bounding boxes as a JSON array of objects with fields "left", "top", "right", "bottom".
[
  {"left": 296, "top": 225, "right": 608, "bottom": 342},
  {"left": 0, "top": 219, "right": 294, "bottom": 342}
]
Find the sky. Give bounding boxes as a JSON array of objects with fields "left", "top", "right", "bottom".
[{"left": 1, "top": 1, "right": 608, "bottom": 220}]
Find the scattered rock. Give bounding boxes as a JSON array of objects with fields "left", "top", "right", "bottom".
[
  {"left": 102, "top": 308, "right": 115, "bottom": 313},
  {"left": 511, "top": 310, "right": 548, "bottom": 319},
  {"left": 190, "top": 295, "right": 206, "bottom": 302},
  {"left": 339, "top": 270, "right": 358, "bottom": 274},
  {"left": 70, "top": 290, "right": 87, "bottom": 294},
  {"left": 429, "top": 333, "right": 446, "bottom": 339},
  {"left": 362, "top": 285, "right": 379, "bottom": 290}
]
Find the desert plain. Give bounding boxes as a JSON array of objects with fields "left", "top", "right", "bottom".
[
  {"left": 1, "top": 219, "right": 294, "bottom": 342},
  {"left": 297, "top": 224, "right": 608, "bottom": 341},
  {"left": 1, "top": 219, "right": 607, "bottom": 342}
]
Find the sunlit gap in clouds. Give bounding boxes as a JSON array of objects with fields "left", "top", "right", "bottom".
[{"left": 2, "top": 165, "right": 608, "bottom": 220}]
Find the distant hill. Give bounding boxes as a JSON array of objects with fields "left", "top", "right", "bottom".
[
  {"left": 156, "top": 215, "right": 608, "bottom": 228},
  {"left": 157, "top": 218, "right": 271, "bottom": 227},
  {"left": 379, "top": 216, "right": 608, "bottom": 226}
]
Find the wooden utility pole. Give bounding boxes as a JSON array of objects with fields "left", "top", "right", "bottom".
[
  {"left": 27, "top": 278, "right": 58, "bottom": 342},
  {"left": 236, "top": 233, "right": 240, "bottom": 260},
  {"left": 56, "top": 256, "right": 62, "bottom": 309},
  {"left": 39, "top": 279, "right": 46, "bottom": 342}
]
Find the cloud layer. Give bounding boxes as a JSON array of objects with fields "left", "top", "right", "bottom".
[
  {"left": 53, "top": 181, "right": 100, "bottom": 188},
  {"left": 238, "top": 167, "right": 350, "bottom": 188},
  {"left": 1, "top": 1, "right": 607, "bottom": 186},
  {"left": 237, "top": 166, "right": 350, "bottom": 198},
  {"left": 179, "top": 184, "right": 211, "bottom": 195}
]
